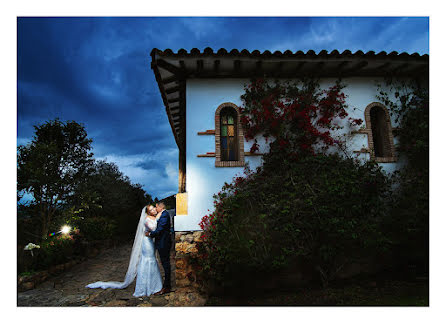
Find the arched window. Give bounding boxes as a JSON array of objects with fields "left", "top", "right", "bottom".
[
  {"left": 220, "top": 107, "right": 238, "bottom": 161},
  {"left": 215, "top": 102, "right": 245, "bottom": 167},
  {"left": 364, "top": 102, "right": 396, "bottom": 162}
]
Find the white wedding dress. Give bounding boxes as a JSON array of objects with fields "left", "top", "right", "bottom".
[
  {"left": 133, "top": 217, "right": 163, "bottom": 297},
  {"left": 86, "top": 207, "right": 163, "bottom": 297}
]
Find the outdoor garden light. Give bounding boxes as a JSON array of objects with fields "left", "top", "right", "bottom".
[
  {"left": 48, "top": 225, "right": 72, "bottom": 237},
  {"left": 61, "top": 225, "right": 71, "bottom": 235}
]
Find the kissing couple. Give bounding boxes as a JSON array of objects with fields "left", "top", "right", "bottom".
[{"left": 86, "top": 202, "right": 172, "bottom": 297}]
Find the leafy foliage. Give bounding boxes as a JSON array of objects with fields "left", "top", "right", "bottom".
[
  {"left": 18, "top": 233, "right": 78, "bottom": 273},
  {"left": 196, "top": 79, "right": 391, "bottom": 291},
  {"left": 240, "top": 78, "right": 362, "bottom": 157},
  {"left": 36, "top": 234, "right": 76, "bottom": 269},
  {"left": 376, "top": 79, "right": 428, "bottom": 170},
  {"left": 376, "top": 79, "right": 429, "bottom": 274},
  {"left": 67, "top": 160, "right": 153, "bottom": 239},
  {"left": 17, "top": 118, "right": 155, "bottom": 274},
  {"left": 197, "top": 154, "right": 390, "bottom": 290},
  {"left": 17, "top": 119, "right": 94, "bottom": 238}
]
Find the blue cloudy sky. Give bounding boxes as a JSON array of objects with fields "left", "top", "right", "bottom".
[{"left": 17, "top": 17, "right": 429, "bottom": 200}]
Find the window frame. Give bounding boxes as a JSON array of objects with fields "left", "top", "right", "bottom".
[
  {"left": 215, "top": 102, "right": 245, "bottom": 167},
  {"left": 364, "top": 102, "right": 397, "bottom": 163}
]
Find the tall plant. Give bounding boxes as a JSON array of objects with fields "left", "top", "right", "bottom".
[{"left": 17, "top": 119, "right": 94, "bottom": 238}]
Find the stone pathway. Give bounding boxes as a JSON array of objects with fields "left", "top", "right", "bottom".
[{"left": 17, "top": 242, "right": 204, "bottom": 307}]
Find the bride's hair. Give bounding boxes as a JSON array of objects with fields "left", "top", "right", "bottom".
[{"left": 145, "top": 205, "right": 154, "bottom": 215}]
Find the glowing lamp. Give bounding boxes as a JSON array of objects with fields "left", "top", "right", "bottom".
[{"left": 61, "top": 225, "right": 71, "bottom": 235}]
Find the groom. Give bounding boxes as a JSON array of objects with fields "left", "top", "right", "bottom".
[{"left": 146, "top": 201, "right": 172, "bottom": 295}]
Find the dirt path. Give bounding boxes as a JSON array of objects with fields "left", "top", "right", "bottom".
[{"left": 17, "top": 242, "right": 179, "bottom": 307}]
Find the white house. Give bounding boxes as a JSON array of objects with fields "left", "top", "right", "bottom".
[{"left": 150, "top": 48, "right": 428, "bottom": 233}]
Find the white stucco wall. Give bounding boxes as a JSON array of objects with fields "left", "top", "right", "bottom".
[{"left": 174, "top": 77, "right": 403, "bottom": 231}]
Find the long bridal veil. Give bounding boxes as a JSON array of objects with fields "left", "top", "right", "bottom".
[{"left": 86, "top": 206, "right": 147, "bottom": 289}]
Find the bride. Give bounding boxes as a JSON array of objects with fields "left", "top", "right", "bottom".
[{"left": 86, "top": 205, "right": 163, "bottom": 297}]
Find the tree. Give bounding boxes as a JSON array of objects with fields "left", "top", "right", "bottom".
[
  {"left": 17, "top": 119, "right": 94, "bottom": 238},
  {"left": 69, "top": 160, "right": 154, "bottom": 239}
]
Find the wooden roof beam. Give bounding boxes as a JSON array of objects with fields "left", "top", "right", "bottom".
[
  {"left": 337, "top": 61, "right": 350, "bottom": 70},
  {"left": 150, "top": 59, "right": 181, "bottom": 150},
  {"left": 345, "top": 61, "right": 368, "bottom": 74},
  {"left": 376, "top": 62, "right": 391, "bottom": 71},
  {"left": 392, "top": 63, "right": 409, "bottom": 74},
  {"left": 179, "top": 79, "right": 187, "bottom": 150},
  {"left": 214, "top": 60, "right": 220, "bottom": 73},
  {"left": 234, "top": 60, "right": 241, "bottom": 72},
  {"left": 156, "top": 59, "right": 185, "bottom": 76},
  {"left": 255, "top": 61, "right": 264, "bottom": 77},
  {"left": 161, "top": 75, "right": 179, "bottom": 84},
  {"left": 407, "top": 63, "right": 428, "bottom": 75},
  {"left": 167, "top": 97, "right": 180, "bottom": 104},
  {"left": 197, "top": 59, "right": 204, "bottom": 73},
  {"left": 315, "top": 61, "right": 325, "bottom": 70},
  {"left": 310, "top": 62, "right": 325, "bottom": 76},
  {"left": 179, "top": 60, "right": 186, "bottom": 71},
  {"left": 165, "top": 86, "right": 180, "bottom": 95},
  {"left": 295, "top": 61, "right": 306, "bottom": 73},
  {"left": 256, "top": 60, "right": 262, "bottom": 70}
]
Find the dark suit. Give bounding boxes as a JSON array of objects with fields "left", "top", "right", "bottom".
[{"left": 149, "top": 210, "right": 172, "bottom": 289}]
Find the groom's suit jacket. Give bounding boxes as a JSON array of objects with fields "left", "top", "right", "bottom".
[{"left": 149, "top": 210, "right": 172, "bottom": 251}]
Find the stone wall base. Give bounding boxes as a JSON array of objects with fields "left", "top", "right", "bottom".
[
  {"left": 173, "top": 231, "right": 207, "bottom": 305},
  {"left": 174, "top": 231, "right": 204, "bottom": 290}
]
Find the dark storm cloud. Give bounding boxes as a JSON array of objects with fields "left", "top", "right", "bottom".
[{"left": 17, "top": 17, "right": 429, "bottom": 199}]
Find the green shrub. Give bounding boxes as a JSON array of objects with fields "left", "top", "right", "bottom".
[
  {"left": 377, "top": 80, "right": 429, "bottom": 275},
  {"left": 197, "top": 153, "right": 391, "bottom": 291},
  {"left": 33, "top": 235, "right": 75, "bottom": 270},
  {"left": 73, "top": 216, "right": 117, "bottom": 241}
]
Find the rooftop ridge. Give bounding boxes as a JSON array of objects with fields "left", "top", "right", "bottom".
[{"left": 151, "top": 48, "right": 429, "bottom": 59}]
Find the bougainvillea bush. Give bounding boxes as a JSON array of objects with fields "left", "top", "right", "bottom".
[
  {"left": 195, "top": 78, "right": 393, "bottom": 292},
  {"left": 239, "top": 78, "right": 363, "bottom": 157}
]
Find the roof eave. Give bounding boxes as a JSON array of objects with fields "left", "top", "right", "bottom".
[{"left": 150, "top": 48, "right": 429, "bottom": 150}]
